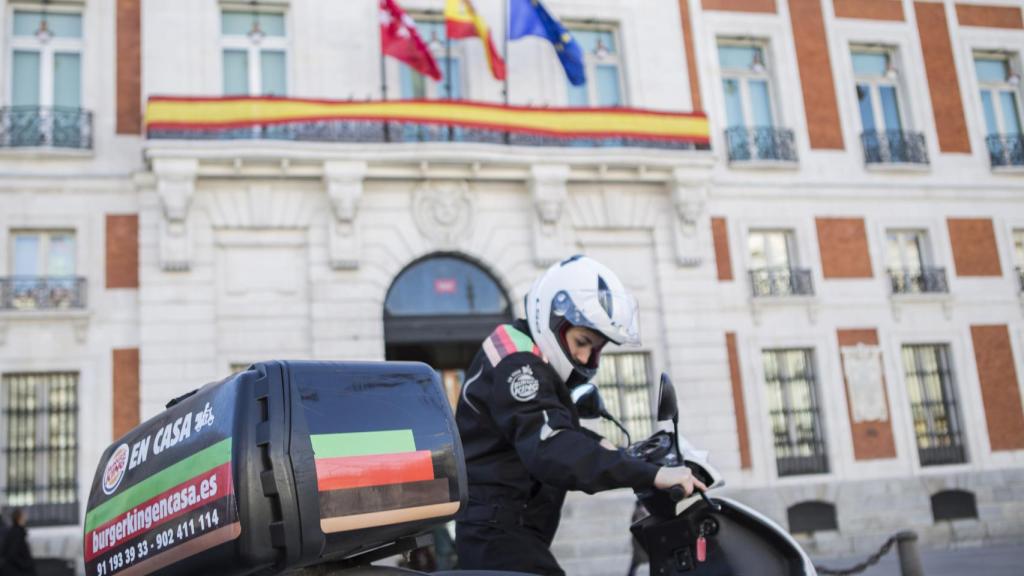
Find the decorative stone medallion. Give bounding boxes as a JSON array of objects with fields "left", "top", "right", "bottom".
[{"left": 412, "top": 180, "right": 474, "bottom": 248}]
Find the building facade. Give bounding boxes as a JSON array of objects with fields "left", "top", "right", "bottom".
[{"left": 1, "top": 0, "right": 1023, "bottom": 574}]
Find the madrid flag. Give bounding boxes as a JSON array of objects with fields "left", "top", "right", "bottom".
[
  {"left": 444, "top": 0, "right": 506, "bottom": 80},
  {"left": 380, "top": 0, "right": 441, "bottom": 81}
]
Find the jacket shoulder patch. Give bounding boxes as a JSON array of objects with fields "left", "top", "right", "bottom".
[
  {"left": 483, "top": 324, "right": 542, "bottom": 366},
  {"left": 508, "top": 364, "right": 540, "bottom": 402}
]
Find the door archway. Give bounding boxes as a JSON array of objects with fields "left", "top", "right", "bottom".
[{"left": 384, "top": 254, "right": 513, "bottom": 407}]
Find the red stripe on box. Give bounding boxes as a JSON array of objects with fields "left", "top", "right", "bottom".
[{"left": 315, "top": 451, "right": 434, "bottom": 492}]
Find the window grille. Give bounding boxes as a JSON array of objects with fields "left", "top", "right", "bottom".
[
  {"left": 762, "top": 349, "right": 829, "bottom": 476},
  {"left": 593, "top": 353, "right": 653, "bottom": 447},
  {"left": 2, "top": 372, "right": 78, "bottom": 526},
  {"left": 901, "top": 344, "right": 966, "bottom": 466}
]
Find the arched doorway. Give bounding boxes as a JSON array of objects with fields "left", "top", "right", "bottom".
[{"left": 384, "top": 254, "right": 513, "bottom": 407}]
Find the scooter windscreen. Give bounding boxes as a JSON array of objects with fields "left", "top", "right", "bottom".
[{"left": 83, "top": 361, "right": 467, "bottom": 576}]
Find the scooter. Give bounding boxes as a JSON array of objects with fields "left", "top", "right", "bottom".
[{"left": 573, "top": 373, "right": 818, "bottom": 576}]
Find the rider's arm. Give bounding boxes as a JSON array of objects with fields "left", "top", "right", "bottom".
[{"left": 488, "top": 353, "right": 660, "bottom": 494}]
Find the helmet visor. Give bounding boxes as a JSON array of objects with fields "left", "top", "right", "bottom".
[{"left": 551, "top": 289, "right": 641, "bottom": 346}]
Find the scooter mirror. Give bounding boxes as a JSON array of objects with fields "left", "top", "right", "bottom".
[
  {"left": 571, "top": 382, "right": 606, "bottom": 420},
  {"left": 657, "top": 372, "right": 679, "bottom": 424}
]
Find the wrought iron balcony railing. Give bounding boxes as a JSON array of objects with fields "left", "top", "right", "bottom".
[
  {"left": 1017, "top": 267, "right": 1024, "bottom": 293},
  {"left": 887, "top": 267, "right": 948, "bottom": 295},
  {"left": 749, "top": 267, "right": 814, "bottom": 297},
  {"left": 861, "top": 130, "right": 929, "bottom": 165},
  {"left": 0, "top": 277, "right": 88, "bottom": 310},
  {"left": 987, "top": 134, "right": 1024, "bottom": 168},
  {"left": 0, "top": 107, "right": 93, "bottom": 149},
  {"left": 911, "top": 401, "right": 966, "bottom": 467},
  {"left": 725, "top": 127, "right": 798, "bottom": 163},
  {"left": 145, "top": 97, "right": 712, "bottom": 151}
]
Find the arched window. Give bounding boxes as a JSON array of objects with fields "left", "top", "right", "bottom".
[
  {"left": 931, "top": 490, "right": 977, "bottom": 522},
  {"left": 787, "top": 501, "right": 838, "bottom": 534},
  {"left": 384, "top": 254, "right": 512, "bottom": 345}
]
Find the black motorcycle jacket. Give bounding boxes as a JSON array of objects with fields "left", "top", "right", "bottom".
[{"left": 455, "top": 319, "right": 660, "bottom": 519}]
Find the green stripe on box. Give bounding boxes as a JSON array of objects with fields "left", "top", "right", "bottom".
[
  {"left": 311, "top": 430, "right": 416, "bottom": 460},
  {"left": 85, "top": 438, "right": 232, "bottom": 533}
]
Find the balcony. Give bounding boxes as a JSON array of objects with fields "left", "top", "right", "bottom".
[
  {"left": 987, "top": 134, "right": 1024, "bottom": 168},
  {"left": 749, "top": 267, "right": 814, "bottom": 298},
  {"left": 724, "top": 127, "right": 797, "bottom": 164},
  {"left": 861, "top": 130, "right": 929, "bottom": 166},
  {"left": 888, "top": 267, "right": 948, "bottom": 295},
  {"left": 144, "top": 96, "right": 711, "bottom": 151},
  {"left": 0, "top": 277, "right": 88, "bottom": 310},
  {"left": 0, "top": 107, "right": 93, "bottom": 150}
]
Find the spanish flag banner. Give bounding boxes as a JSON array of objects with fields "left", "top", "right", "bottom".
[
  {"left": 145, "top": 96, "right": 711, "bottom": 146},
  {"left": 444, "top": 0, "right": 506, "bottom": 81}
]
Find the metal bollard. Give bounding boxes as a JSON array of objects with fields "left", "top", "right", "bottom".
[{"left": 895, "top": 531, "right": 924, "bottom": 576}]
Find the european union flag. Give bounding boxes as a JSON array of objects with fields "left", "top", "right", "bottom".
[{"left": 508, "top": 0, "right": 586, "bottom": 86}]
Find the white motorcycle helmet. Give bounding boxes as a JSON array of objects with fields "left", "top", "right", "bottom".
[{"left": 525, "top": 255, "right": 641, "bottom": 384}]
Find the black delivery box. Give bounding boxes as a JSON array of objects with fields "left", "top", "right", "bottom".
[{"left": 84, "top": 361, "right": 467, "bottom": 576}]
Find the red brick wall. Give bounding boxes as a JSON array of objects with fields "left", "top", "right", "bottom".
[
  {"left": 712, "top": 217, "right": 734, "bottom": 281},
  {"left": 678, "top": 0, "right": 703, "bottom": 112},
  {"left": 817, "top": 218, "right": 873, "bottom": 279},
  {"left": 956, "top": 4, "right": 1024, "bottom": 29},
  {"left": 833, "top": 0, "right": 904, "bottom": 21},
  {"left": 113, "top": 348, "right": 140, "bottom": 439},
  {"left": 702, "top": 0, "right": 777, "bottom": 13},
  {"left": 106, "top": 215, "right": 139, "bottom": 288},
  {"left": 915, "top": 2, "right": 972, "bottom": 153},
  {"left": 970, "top": 325, "right": 1024, "bottom": 451},
  {"left": 117, "top": 0, "right": 141, "bottom": 134},
  {"left": 726, "top": 333, "right": 752, "bottom": 469},
  {"left": 789, "top": 0, "right": 845, "bottom": 149},
  {"left": 837, "top": 329, "right": 897, "bottom": 460},
  {"left": 947, "top": 218, "right": 1002, "bottom": 277}
]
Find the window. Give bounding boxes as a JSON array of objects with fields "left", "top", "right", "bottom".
[
  {"left": 593, "top": 353, "right": 652, "bottom": 447},
  {"left": 2, "top": 372, "right": 79, "bottom": 526},
  {"left": 718, "top": 41, "right": 795, "bottom": 162},
  {"left": 787, "top": 501, "right": 838, "bottom": 534},
  {"left": 975, "top": 53, "right": 1023, "bottom": 167},
  {"left": 6, "top": 9, "right": 86, "bottom": 148},
  {"left": 400, "top": 19, "right": 462, "bottom": 101},
  {"left": 719, "top": 42, "right": 775, "bottom": 130},
  {"left": 901, "top": 345, "right": 966, "bottom": 466},
  {"left": 10, "top": 10, "right": 82, "bottom": 108},
  {"left": 885, "top": 229, "right": 947, "bottom": 294},
  {"left": 4, "top": 230, "right": 82, "bottom": 310},
  {"left": 931, "top": 490, "right": 978, "bottom": 522},
  {"left": 762, "top": 349, "right": 828, "bottom": 476},
  {"left": 747, "top": 230, "right": 812, "bottom": 296},
  {"left": 221, "top": 10, "right": 287, "bottom": 96},
  {"left": 852, "top": 47, "right": 927, "bottom": 164},
  {"left": 566, "top": 26, "right": 623, "bottom": 107}
]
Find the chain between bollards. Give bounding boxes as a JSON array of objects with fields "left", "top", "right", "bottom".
[{"left": 815, "top": 531, "right": 922, "bottom": 576}]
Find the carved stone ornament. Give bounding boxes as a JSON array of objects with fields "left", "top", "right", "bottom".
[
  {"left": 412, "top": 180, "right": 474, "bottom": 249},
  {"left": 324, "top": 161, "right": 367, "bottom": 269},
  {"left": 669, "top": 169, "right": 709, "bottom": 267},
  {"left": 153, "top": 159, "right": 198, "bottom": 271},
  {"left": 841, "top": 344, "right": 889, "bottom": 422},
  {"left": 529, "top": 164, "right": 570, "bottom": 267}
]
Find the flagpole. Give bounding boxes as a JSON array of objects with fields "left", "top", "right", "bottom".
[
  {"left": 503, "top": 0, "right": 509, "bottom": 106},
  {"left": 446, "top": 30, "right": 453, "bottom": 141},
  {"left": 380, "top": 30, "right": 389, "bottom": 141}
]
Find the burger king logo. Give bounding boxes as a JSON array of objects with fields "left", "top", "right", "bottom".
[{"left": 102, "top": 443, "right": 130, "bottom": 496}]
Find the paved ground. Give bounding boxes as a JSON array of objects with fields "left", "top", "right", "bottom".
[{"left": 811, "top": 543, "right": 1024, "bottom": 576}]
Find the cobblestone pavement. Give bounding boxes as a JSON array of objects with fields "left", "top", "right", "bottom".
[{"left": 811, "top": 542, "right": 1024, "bottom": 576}]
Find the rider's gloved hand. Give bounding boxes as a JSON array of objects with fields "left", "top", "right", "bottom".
[{"left": 653, "top": 465, "right": 707, "bottom": 496}]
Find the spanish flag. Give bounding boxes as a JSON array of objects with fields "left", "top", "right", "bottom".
[{"left": 444, "top": 0, "right": 506, "bottom": 81}]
